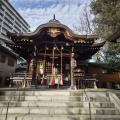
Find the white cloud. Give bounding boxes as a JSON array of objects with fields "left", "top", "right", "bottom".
[
  {"left": 9, "top": 0, "right": 92, "bottom": 32},
  {"left": 9, "top": 0, "right": 92, "bottom": 4}
]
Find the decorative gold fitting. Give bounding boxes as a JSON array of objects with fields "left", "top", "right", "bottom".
[
  {"left": 77, "top": 39, "right": 85, "bottom": 43},
  {"left": 21, "top": 38, "right": 29, "bottom": 41},
  {"left": 48, "top": 28, "right": 60, "bottom": 34},
  {"left": 30, "top": 40, "right": 33, "bottom": 42}
]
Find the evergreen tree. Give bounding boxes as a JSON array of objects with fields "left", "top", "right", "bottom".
[{"left": 90, "top": 0, "right": 120, "bottom": 71}]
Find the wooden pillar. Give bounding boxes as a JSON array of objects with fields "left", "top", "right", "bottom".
[
  {"left": 31, "top": 58, "right": 37, "bottom": 86},
  {"left": 70, "top": 53, "right": 76, "bottom": 90},
  {"left": 31, "top": 46, "right": 37, "bottom": 88},
  {"left": 26, "top": 57, "right": 30, "bottom": 73}
]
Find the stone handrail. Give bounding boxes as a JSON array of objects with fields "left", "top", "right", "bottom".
[
  {"left": 84, "top": 74, "right": 98, "bottom": 89},
  {"left": 9, "top": 73, "right": 32, "bottom": 88}
]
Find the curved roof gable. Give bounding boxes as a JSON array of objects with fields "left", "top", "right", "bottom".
[
  {"left": 19, "top": 19, "right": 98, "bottom": 40},
  {"left": 7, "top": 18, "right": 98, "bottom": 43}
]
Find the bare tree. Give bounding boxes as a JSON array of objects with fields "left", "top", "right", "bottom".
[
  {"left": 73, "top": 4, "right": 95, "bottom": 35},
  {"left": 73, "top": 4, "right": 102, "bottom": 62}
]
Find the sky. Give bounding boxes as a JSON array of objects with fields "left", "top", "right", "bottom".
[{"left": 9, "top": 0, "right": 92, "bottom": 32}]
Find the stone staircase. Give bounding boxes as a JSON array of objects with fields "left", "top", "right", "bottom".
[
  {"left": 115, "top": 92, "right": 120, "bottom": 99},
  {"left": 0, "top": 90, "right": 120, "bottom": 120}
]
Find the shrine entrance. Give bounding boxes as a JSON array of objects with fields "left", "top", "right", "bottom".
[
  {"left": 36, "top": 55, "right": 71, "bottom": 89},
  {"left": 6, "top": 16, "right": 104, "bottom": 89}
]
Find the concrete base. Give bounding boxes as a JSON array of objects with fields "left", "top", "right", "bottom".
[
  {"left": 70, "top": 85, "right": 77, "bottom": 90},
  {"left": 30, "top": 85, "right": 36, "bottom": 89},
  {"left": 116, "top": 84, "right": 120, "bottom": 89}
]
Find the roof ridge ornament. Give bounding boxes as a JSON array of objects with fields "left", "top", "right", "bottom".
[
  {"left": 48, "top": 14, "right": 60, "bottom": 24},
  {"left": 53, "top": 14, "right": 56, "bottom": 20}
]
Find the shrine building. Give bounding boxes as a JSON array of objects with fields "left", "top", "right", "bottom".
[{"left": 6, "top": 16, "right": 116, "bottom": 89}]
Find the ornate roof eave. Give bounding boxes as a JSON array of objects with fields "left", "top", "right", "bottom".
[
  {"left": 1, "top": 38, "right": 15, "bottom": 44},
  {"left": 106, "top": 30, "right": 120, "bottom": 43},
  {"left": 7, "top": 19, "right": 98, "bottom": 41},
  {"left": 91, "top": 42, "right": 105, "bottom": 47},
  {"left": 0, "top": 44, "right": 18, "bottom": 58}
]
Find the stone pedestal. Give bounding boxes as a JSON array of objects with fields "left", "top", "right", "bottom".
[
  {"left": 93, "top": 81, "right": 97, "bottom": 89},
  {"left": 70, "top": 85, "right": 77, "bottom": 90},
  {"left": 116, "top": 84, "right": 120, "bottom": 89},
  {"left": 30, "top": 85, "right": 36, "bottom": 89}
]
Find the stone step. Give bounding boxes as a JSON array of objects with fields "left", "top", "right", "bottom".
[
  {"left": 0, "top": 101, "right": 115, "bottom": 108},
  {"left": 115, "top": 93, "right": 120, "bottom": 99},
  {"left": 0, "top": 91, "right": 71, "bottom": 96},
  {"left": 0, "top": 107, "right": 119, "bottom": 115},
  {"left": 1, "top": 114, "right": 120, "bottom": 120},
  {"left": 0, "top": 96, "right": 110, "bottom": 102},
  {"left": 0, "top": 91, "right": 108, "bottom": 97},
  {"left": 70, "top": 91, "right": 108, "bottom": 97}
]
